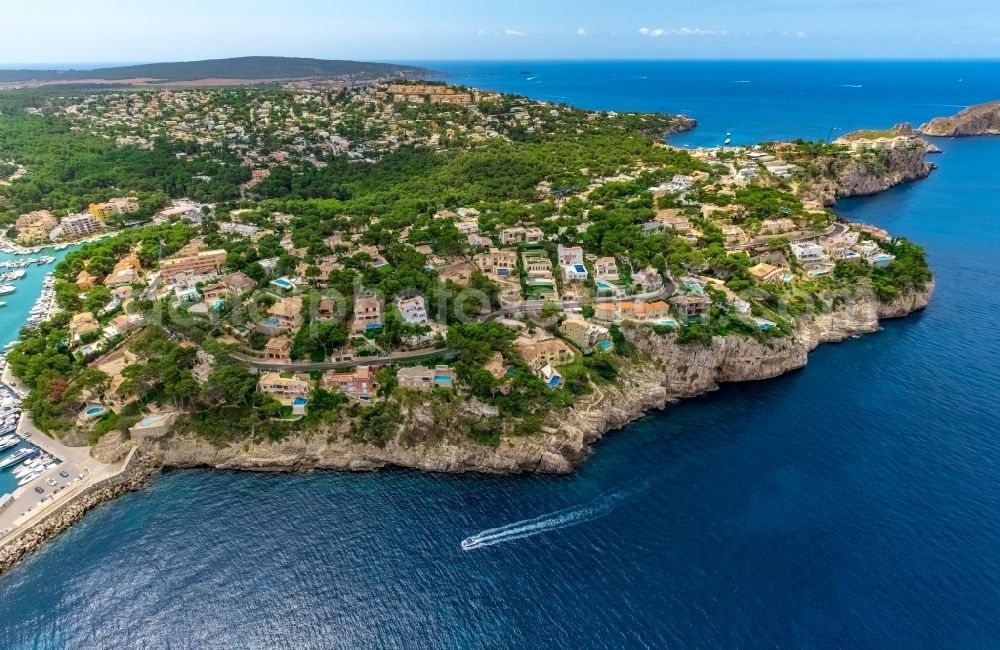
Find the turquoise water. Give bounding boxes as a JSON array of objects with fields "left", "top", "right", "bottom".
[
  {"left": 0, "top": 245, "right": 76, "bottom": 498},
  {"left": 0, "top": 251, "right": 64, "bottom": 348},
  {"left": 0, "top": 62, "right": 999, "bottom": 647}
]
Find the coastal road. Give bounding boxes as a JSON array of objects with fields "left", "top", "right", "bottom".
[{"left": 232, "top": 283, "right": 676, "bottom": 372}]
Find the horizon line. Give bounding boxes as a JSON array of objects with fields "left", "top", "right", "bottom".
[{"left": 2, "top": 56, "right": 1000, "bottom": 69}]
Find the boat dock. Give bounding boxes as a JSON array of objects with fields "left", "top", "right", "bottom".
[{"left": 0, "top": 414, "right": 134, "bottom": 549}]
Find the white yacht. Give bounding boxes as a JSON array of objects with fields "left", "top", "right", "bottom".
[{"left": 0, "top": 448, "right": 34, "bottom": 469}]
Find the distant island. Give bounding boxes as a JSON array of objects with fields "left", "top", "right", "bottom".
[
  {"left": 0, "top": 56, "right": 433, "bottom": 89},
  {"left": 918, "top": 99, "right": 1000, "bottom": 137}
]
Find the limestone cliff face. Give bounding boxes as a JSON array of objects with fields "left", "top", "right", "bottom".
[
  {"left": 801, "top": 143, "right": 935, "bottom": 206},
  {"left": 918, "top": 100, "right": 1000, "bottom": 137},
  {"left": 146, "top": 284, "right": 931, "bottom": 476},
  {"left": 835, "top": 144, "right": 934, "bottom": 199}
]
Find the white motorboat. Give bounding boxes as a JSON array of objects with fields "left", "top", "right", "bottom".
[
  {"left": 18, "top": 469, "right": 43, "bottom": 487},
  {"left": 0, "top": 448, "right": 33, "bottom": 469}
]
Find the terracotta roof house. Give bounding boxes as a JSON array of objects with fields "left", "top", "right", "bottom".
[{"left": 322, "top": 366, "right": 377, "bottom": 402}]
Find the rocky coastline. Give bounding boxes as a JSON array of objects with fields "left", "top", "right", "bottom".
[
  {"left": 0, "top": 282, "right": 932, "bottom": 577},
  {"left": 918, "top": 100, "right": 1000, "bottom": 137},
  {"left": 0, "top": 112, "right": 932, "bottom": 576},
  {"left": 802, "top": 134, "right": 937, "bottom": 206},
  {"left": 144, "top": 282, "right": 932, "bottom": 477}
]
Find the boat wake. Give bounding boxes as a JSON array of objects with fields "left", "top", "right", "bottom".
[{"left": 461, "top": 486, "right": 638, "bottom": 550}]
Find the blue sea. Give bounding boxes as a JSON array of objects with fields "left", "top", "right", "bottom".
[{"left": 1, "top": 61, "right": 1000, "bottom": 648}]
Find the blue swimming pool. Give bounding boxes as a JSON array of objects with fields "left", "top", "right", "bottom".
[
  {"left": 139, "top": 415, "right": 164, "bottom": 427},
  {"left": 434, "top": 376, "right": 452, "bottom": 383},
  {"left": 271, "top": 278, "right": 293, "bottom": 289},
  {"left": 598, "top": 340, "right": 612, "bottom": 350},
  {"left": 595, "top": 280, "right": 613, "bottom": 290},
  {"left": 659, "top": 319, "right": 678, "bottom": 327},
  {"left": 85, "top": 406, "right": 106, "bottom": 416},
  {"left": 293, "top": 398, "right": 307, "bottom": 406}
]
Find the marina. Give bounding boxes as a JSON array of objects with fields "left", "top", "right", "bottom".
[{"left": 0, "top": 241, "right": 98, "bottom": 541}]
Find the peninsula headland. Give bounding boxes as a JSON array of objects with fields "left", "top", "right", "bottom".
[{"left": 0, "top": 74, "right": 935, "bottom": 572}]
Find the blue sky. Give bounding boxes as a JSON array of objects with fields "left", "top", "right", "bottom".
[{"left": 2, "top": 0, "right": 999, "bottom": 64}]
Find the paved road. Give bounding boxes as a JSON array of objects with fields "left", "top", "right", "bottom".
[{"left": 232, "top": 346, "right": 455, "bottom": 372}]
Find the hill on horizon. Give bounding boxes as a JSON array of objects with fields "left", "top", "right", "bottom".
[{"left": 0, "top": 56, "right": 433, "bottom": 85}]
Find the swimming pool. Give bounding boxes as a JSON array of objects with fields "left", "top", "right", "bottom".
[
  {"left": 434, "top": 376, "right": 452, "bottom": 383},
  {"left": 292, "top": 398, "right": 307, "bottom": 406},
  {"left": 85, "top": 406, "right": 106, "bottom": 416},
  {"left": 659, "top": 319, "right": 678, "bottom": 327},
  {"left": 595, "top": 280, "right": 613, "bottom": 290},
  {"left": 597, "top": 340, "right": 612, "bottom": 350},
  {"left": 139, "top": 415, "right": 165, "bottom": 427},
  {"left": 271, "top": 278, "right": 293, "bottom": 289},
  {"left": 782, "top": 273, "right": 795, "bottom": 282}
]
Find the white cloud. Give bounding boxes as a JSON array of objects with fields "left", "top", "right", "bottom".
[
  {"left": 672, "top": 27, "right": 727, "bottom": 36},
  {"left": 476, "top": 28, "right": 487, "bottom": 36},
  {"left": 576, "top": 27, "right": 588, "bottom": 36},
  {"left": 504, "top": 28, "right": 526, "bottom": 37},
  {"left": 640, "top": 26, "right": 728, "bottom": 37}
]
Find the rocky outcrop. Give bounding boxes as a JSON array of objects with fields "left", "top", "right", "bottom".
[
  {"left": 836, "top": 145, "right": 933, "bottom": 198},
  {"left": 918, "top": 100, "right": 1000, "bottom": 137},
  {"left": 800, "top": 140, "right": 935, "bottom": 206},
  {"left": 0, "top": 453, "right": 157, "bottom": 575},
  {"left": 145, "top": 284, "right": 932, "bottom": 477},
  {"left": 148, "top": 428, "right": 588, "bottom": 475}
]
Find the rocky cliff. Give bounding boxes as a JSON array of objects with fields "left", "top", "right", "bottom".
[
  {"left": 800, "top": 139, "right": 936, "bottom": 206},
  {"left": 918, "top": 100, "right": 1000, "bottom": 137},
  {"left": 146, "top": 283, "right": 932, "bottom": 477}
]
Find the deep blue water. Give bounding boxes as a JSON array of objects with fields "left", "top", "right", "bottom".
[{"left": 2, "top": 62, "right": 1000, "bottom": 648}]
